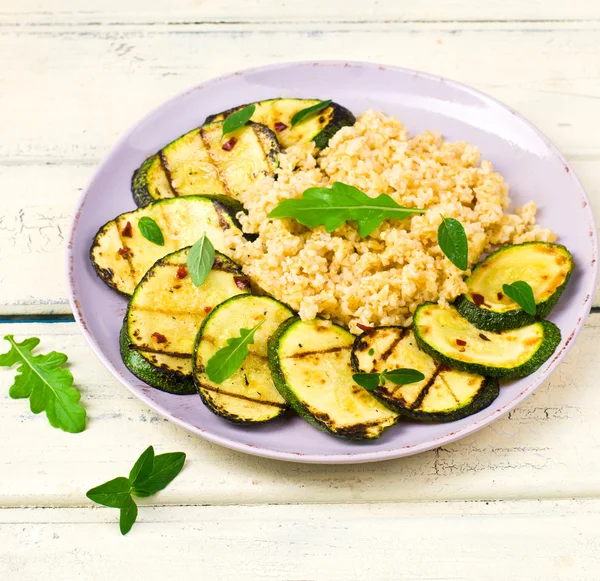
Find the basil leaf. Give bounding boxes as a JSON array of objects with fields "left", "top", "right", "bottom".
[
  {"left": 132, "top": 452, "right": 187, "bottom": 498},
  {"left": 438, "top": 216, "right": 468, "bottom": 270},
  {"left": 138, "top": 217, "right": 164, "bottom": 246},
  {"left": 187, "top": 233, "right": 215, "bottom": 287},
  {"left": 0, "top": 335, "right": 86, "bottom": 433},
  {"left": 352, "top": 372, "right": 381, "bottom": 391},
  {"left": 87, "top": 477, "right": 131, "bottom": 509},
  {"left": 502, "top": 281, "right": 537, "bottom": 315},
  {"left": 222, "top": 104, "right": 256, "bottom": 136},
  {"left": 383, "top": 368, "right": 425, "bottom": 385},
  {"left": 268, "top": 182, "right": 425, "bottom": 237},
  {"left": 368, "top": 348, "right": 375, "bottom": 356},
  {"left": 291, "top": 99, "right": 332, "bottom": 128},
  {"left": 119, "top": 495, "right": 138, "bottom": 536},
  {"left": 128, "top": 445, "right": 154, "bottom": 486},
  {"left": 205, "top": 320, "right": 265, "bottom": 383}
]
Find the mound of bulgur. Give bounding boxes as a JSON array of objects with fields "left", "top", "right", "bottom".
[{"left": 224, "top": 110, "right": 555, "bottom": 333}]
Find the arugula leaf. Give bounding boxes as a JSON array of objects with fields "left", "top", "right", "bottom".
[
  {"left": 438, "top": 216, "right": 468, "bottom": 271},
  {"left": 138, "top": 217, "right": 164, "bottom": 246},
  {"left": 352, "top": 373, "right": 381, "bottom": 391},
  {"left": 0, "top": 335, "right": 86, "bottom": 433},
  {"left": 132, "top": 452, "right": 186, "bottom": 498},
  {"left": 353, "top": 368, "right": 425, "bottom": 391},
  {"left": 128, "top": 445, "right": 155, "bottom": 486},
  {"left": 222, "top": 104, "right": 256, "bottom": 136},
  {"left": 205, "top": 320, "right": 265, "bottom": 383},
  {"left": 268, "top": 182, "right": 425, "bottom": 237},
  {"left": 502, "top": 281, "right": 537, "bottom": 315},
  {"left": 187, "top": 233, "right": 215, "bottom": 287},
  {"left": 86, "top": 477, "right": 131, "bottom": 509},
  {"left": 119, "top": 496, "right": 138, "bottom": 536},
  {"left": 291, "top": 99, "right": 332, "bottom": 127}
]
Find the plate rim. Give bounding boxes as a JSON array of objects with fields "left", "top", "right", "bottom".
[{"left": 66, "top": 59, "right": 598, "bottom": 464}]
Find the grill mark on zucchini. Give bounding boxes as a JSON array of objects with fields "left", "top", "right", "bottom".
[
  {"left": 129, "top": 345, "right": 193, "bottom": 359},
  {"left": 158, "top": 151, "right": 178, "bottom": 197},
  {"left": 214, "top": 203, "right": 231, "bottom": 231},
  {"left": 197, "top": 383, "right": 287, "bottom": 409},
  {"left": 380, "top": 327, "right": 409, "bottom": 361},
  {"left": 114, "top": 217, "right": 137, "bottom": 283},
  {"left": 285, "top": 345, "right": 350, "bottom": 359},
  {"left": 408, "top": 364, "right": 445, "bottom": 410},
  {"left": 200, "top": 129, "right": 233, "bottom": 198}
]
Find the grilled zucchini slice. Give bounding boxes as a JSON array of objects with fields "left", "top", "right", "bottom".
[
  {"left": 455, "top": 242, "right": 574, "bottom": 331},
  {"left": 206, "top": 98, "right": 356, "bottom": 149},
  {"left": 120, "top": 249, "right": 250, "bottom": 395},
  {"left": 132, "top": 121, "right": 279, "bottom": 207},
  {"left": 90, "top": 195, "right": 242, "bottom": 296},
  {"left": 352, "top": 327, "right": 499, "bottom": 422},
  {"left": 194, "top": 295, "right": 293, "bottom": 423},
  {"left": 268, "top": 317, "right": 398, "bottom": 439},
  {"left": 413, "top": 303, "right": 561, "bottom": 380}
]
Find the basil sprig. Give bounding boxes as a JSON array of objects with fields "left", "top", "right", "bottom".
[
  {"left": 438, "top": 216, "right": 468, "bottom": 270},
  {"left": 291, "top": 99, "right": 332, "bottom": 127},
  {"left": 187, "top": 233, "right": 215, "bottom": 287},
  {"left": 87, "top": 446, "right": 186, "bottom": 535},
  {"left": 269, "top": 181, "right": 425, "bottom": 237},
  {"left": 502, "top": 281, "right": 536, "bottom": 315},
  {"left": 222, "top": 104, "right": 256, "bottom": 137},
  {"left": 353, "top": 368, "right": 425, "bottom": 391},
  {"left": 138, "top": 217, "right": 164, "bottom": 246}
]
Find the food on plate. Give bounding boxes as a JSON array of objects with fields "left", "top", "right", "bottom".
[
  {"left": 120, "top": 248, "right": 250, "bottom": 394},
  {"left": 351, "top": 326, "right": 500, "bottom": 422},
  {"left": 90, "top": 196, "right": 243, "bottom": 295},
  {"left": 268, "top": 317, "right": 399, "bottom": 438},
  {"left": 454, "top": 242, "right": 574, "bottom": 331},
  {"left": 90, "top": 98, "right": 572, "bottom": 440},
  {"left": 194, "top": 295, "right": 292, "bottom": 424},
  {"left": 413, "top": 303, "right": 562, "bottom": 380}
]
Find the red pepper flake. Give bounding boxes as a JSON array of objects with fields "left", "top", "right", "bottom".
[
  {"left": 456, "top": 339, "right": 467, "bottom": 346},
  {"left": 204, "top": 306, "right": 212, "bottom": 313},
  {"left": 176, "top": 266, "right": 188, "bottom": 279},
  {"left": 497, "top": 292, "right": 504, "bottom": 300},
  {"left": 222, "top": 137, "right": 237, "bottom": 151},
  {"left": 479, "top": 333, "right": 491, "bottom": 342},
  {"left": 472, "top": 293, "right": 485, "bottom": 306},
  {"left": 274, "top": 122, "right": 288, "bottom": 132},
  {"left": 118, "top": 247, "right": 132, "bottom": 258},
  {"left": 122, "top": 221, "right": 133, "bottom": 237},
  {"left": 357, "top": 323, "right": 375, "bottom": 332},
  {"left": 234, "top": 276, "right": 250, "bottom": 290},
  {"left": 152, "top": 332, "right": 167, "bottom": 344}
]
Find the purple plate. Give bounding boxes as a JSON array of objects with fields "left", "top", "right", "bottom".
[{"left": 67, "top": 61, "right": 598, "bottom": 464}]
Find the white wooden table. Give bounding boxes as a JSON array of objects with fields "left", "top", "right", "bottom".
[{"left": 2, "top": 2, "right": 600, "bottom": 579}]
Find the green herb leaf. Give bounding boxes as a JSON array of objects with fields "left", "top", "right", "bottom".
[
  {"left": 368, "top": 348, "right": 375, "bottom": 356},
  {"left": 383, "top": 368, "right": 425, "bottom": 385},
  {"left": 128, "top": 445, "right": 155, "bottom": 486},
  {"left": 291, "top": 99, "right": 332, "bottom": 128},
  {"left": 269, "top": 182, "right": 425, "bottom": 237},
  {"left": 438, "top": 216, "right": 468, "bottom": 270},
  {"left": 132, "top": 452, "right": 187, "bottom": 498},
  {"left": 222, "top": 104, "right": 256, "bottom": 136},
  {"left": 352, "top": 373, "right": 381, "bottom": 391},
  {"left": 205, "top": 320, "right": 265, "bottom": 383},
  {"left": 187, "top": 233, "right": 215, "bottom": 287},
  {"left": 502, "top": 281, "right": 537, "bottom": 315},
  {"left": 0, "top": 335, "right": 86, "bottom": 433},
  {"left": 138, "top": 217, "right": 164, "bottom": 246},
  {"left": 119, "top": 495, "right": 138, "bottom": 536},
  {"left": 86, "top": 477, "right": 131, "bottom": 509}
]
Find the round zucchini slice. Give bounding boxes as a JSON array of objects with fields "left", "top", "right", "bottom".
[
  {"left": 120, "top": 248, "right": 250, "bottom": 395},
  {"left": 455, "top": 242, "right": 574, "bottom": 331},
  {"left": 413, "top": 303, "right": 561, "bottom": 380},
  {"left": 193, "top": 295, "right": 293, "bottom": 424},
  {"left": 268, "top": 317, "right": 398, "bottom": 439},
  {"left": 352, "top": 326, "right": 499, "bottom": 422}
]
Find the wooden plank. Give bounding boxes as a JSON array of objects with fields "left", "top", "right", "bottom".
[
  {"left": 1, "top": 317, "right": 599, "bottom": 507},
  {"left": 3, "top": 0, "right": 600, "bottom": 24},
  {"left": 1, "top": 26, "right": 600, "bottom": 163},
  {"left": 1, "top": 157, "right": 598, "bottom": 315},
  {"left": 1, "top": 501, "right": 599, "bottom": 580}
]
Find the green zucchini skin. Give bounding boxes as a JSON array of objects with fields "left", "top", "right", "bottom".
[
  {"left": 413, "top": 304, "right": 562, "bottom": 380},
  {"left": 119, "top": 323, "right": 195, "bottom": 395},
  {"left": 455, "top": 242, "right": 574, "bottom": 331},
  {"left": 312, "top": 102, "right": 355, "bottom": 149},
  {"left": 131, "top": 155, "right": 158, "bottom": 208}
]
